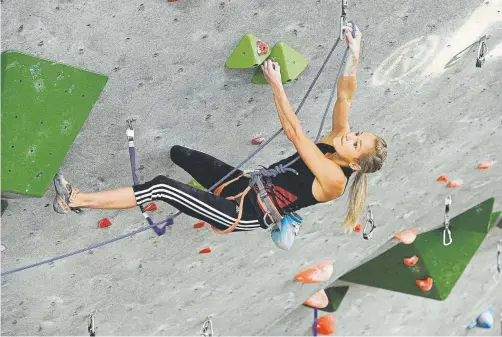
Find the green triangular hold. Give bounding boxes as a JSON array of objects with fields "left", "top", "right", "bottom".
[
  {"left": 340, "top": 198, "right": 495, "bottom": 301},
  {"left": 320, "top": 286, "right": 349, "bottom": 313},
  {"left": 488, "top": 211, "right": 501, "bottom": 231},
  {"left": 187, "top": 179, "right": 206, "bottom": 191},
  {"left": 251, "top": 42, "right": 309, "bottom": 84},
  {"left": 225, "top": 33, "right": 271, "bottom": 69}
]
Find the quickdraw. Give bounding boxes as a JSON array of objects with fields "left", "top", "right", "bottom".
[
  {"left": 340, "top": 0, "right": 348, "bottom": 40},
  {"left": 200, "top": 315, "right": 214, "bottom": 337},
  {"left": 443, "top": 195, "right": 452, "bottom": 246},
  {"left": 88, "top": 312, "right": 96, "bottom": 337},
  {"left": 476, "top": 36, "right": 487, "bottom": 68},
  {"left": 126, "top": 119, "right": 174, "bottom": 236},
  {"left": 363, "top": 203, "right": 378, "bottom": 240},
  {"left": 494, "top": 239, "right": 501, "bottom": 283}
]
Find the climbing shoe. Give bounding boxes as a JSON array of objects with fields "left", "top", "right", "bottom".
[{"left": 52, "top": 172, "right": 83, "bottom": 214}]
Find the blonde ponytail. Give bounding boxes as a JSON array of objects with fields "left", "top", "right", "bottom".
[{"left": 341, "top": 136, "right": 387, "bottom": 231}]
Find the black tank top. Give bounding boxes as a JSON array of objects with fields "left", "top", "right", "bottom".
[{"left": 265, "top": 143, "right": 353, "bottom": 213}]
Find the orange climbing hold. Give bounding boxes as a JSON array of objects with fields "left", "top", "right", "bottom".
[
  {"left": 313, "top": 314, "right": 336, "bottom": 335},
  {"left": 193, "top": 221, "right": 206, "bottom": 229},
  {"left": 294, "top": 261, "right": 333, "bottom": 284},
  {"left": 304, "top": 289, "right": 329, "bottom": 309},
  {"left": 98, "top": 218, "right": 112, "bottom": 229},
  {"left": 199, "top": 248, "right": 212, "bottom": 254},
  {"left": 478, "top": 160, "right": 495, "bottom": 169},
  {"left": 394, "top": 229, "right": 417, "bottom": 244},
  {"left": 416, "top": 277, "right": 433, "bottom": 291},
  {"left": 353, "top": 223, "right": 362, "bottom": 232},
  {"left": 144, "top": 202, "right": 158, "bottom": 212},
  {"left": 403, "top": 255, "right": 419, "bottom": 267},
  {"left": 437, "top": 175, "right": 449, "bottom": 182},
  {"left": 447, "top": 179, "right": 464, "bottom": 188}
]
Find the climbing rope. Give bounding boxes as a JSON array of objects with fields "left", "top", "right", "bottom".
[
  {"left": 1, "top": 3, "right": 353, "bottom": 277},
  {"left": 442, "top": 195, "right": 453, "bottom": 246}
]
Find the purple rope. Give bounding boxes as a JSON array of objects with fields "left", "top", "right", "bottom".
[{"left": 313, "top": 308, "right": 318, "bottom": 336}]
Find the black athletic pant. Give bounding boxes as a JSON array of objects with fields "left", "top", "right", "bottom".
[{"left": 132, "top": 145, "right": 263, "bottom": 232}]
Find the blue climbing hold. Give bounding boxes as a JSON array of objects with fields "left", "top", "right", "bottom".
[{"left": 466, "top": 306, "right": 494, "bottom": 329}]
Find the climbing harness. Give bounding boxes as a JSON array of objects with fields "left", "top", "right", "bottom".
[
  {"left": 1, "top": 0, "right": 356, "bottom": 277},
  {"left": 200, "top": 315, "right": 214, "bottom": 337},
  {"left": 494, "top": 239, "right": 501, "bottom": 283},
  {"left": 363, "top": 203, "right": 378, "bottom": 240},
  {"left": 476, "top": 37, "right": 487, "bottom": 68},
  {"left": 126, "top": 118, "right": 174, "bottom": 236},
  {"left": 88, "top": 312, "right": 96, "bottom": 337},
  {"left": 442, "top": 195, "right": 453, "bottom": 246}
]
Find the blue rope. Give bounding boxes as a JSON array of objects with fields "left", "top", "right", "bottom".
[{"left": 1, "top": 34, "right": 346, "bottom": 277}]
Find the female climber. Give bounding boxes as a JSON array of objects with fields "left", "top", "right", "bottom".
[{"left": 53, "top": 23, "right": 387, "bottom": 233}]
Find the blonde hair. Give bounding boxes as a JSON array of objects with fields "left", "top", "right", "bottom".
[{"left": 341, "top": 136, "right": 387, "bottom": 230}]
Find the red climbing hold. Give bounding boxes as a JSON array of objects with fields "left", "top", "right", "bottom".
[
  {"left": 416, "top": 277, "right": 433, "bottom": 291},
  {"left": 144, "top": 202, "right": 158, "bottom": 212},
  {"left": 304, "top": 289, "right": 329, "bottom": 309},
  {"left": 353, "top": 223, "right": 362, "bottom": 232},
  {"left": 199, "top": 248, "right": 212, "bottom": 254},
  {"left": 447, "top": 179, "right": 464, "bottom": 188},
  {"left": 167, "top": 0, "right": 178, "bottom": 2},
  {"left": 193, "top": 221, "right": 206, "bottom": 229},
  {"left": 394, "top": 229, "right": 417, "bottom": 244},
  {"left": 403, "top": 255, "right": 419, "bottom": 267},
  {"left": 478, "top": 160, "right": 495, "bottom": 169},
  {"left": 437, "top": 175, "right": 449, "bottom": 182},
  {"left": 295, "top": 261, "right": 333, "bottom": 284},
  {"left": 98, "top": 218, "right": 112, "bottom": 228},
  {"left": 251, "top": 136, "right": 265, "bottom": 145},
  {"left": 256, "top": 41, "right": 269, "bottom": 55},
  {"left": 313, "top": 314, "right": 335, "bottom": 335}
]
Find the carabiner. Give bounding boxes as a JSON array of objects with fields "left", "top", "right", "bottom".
[
  {"left": 88, "top": 312, "right": 96, "bottom": 337},
  {"left": 476, "top": 38, "right": 487, "bottom": 68},
  {"left": 442, "top": 196, "right": 453, "bottom": 246},
  {"left": 201, "top": 315, "right": 214, "bottom": 337},
  {"left": 362, "top": 204, "right": 378, "bottom": 240},
  {"left": 493, "top": 239, "right": 501, "bottom": 283},
  {"left": 443, "top": 228, "right": 452, "bottom": 246},
  {"left": 339, "top": 0, "right": 348, "bottom": 41}
]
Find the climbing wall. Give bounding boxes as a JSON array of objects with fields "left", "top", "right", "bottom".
[
  {"left": 340, "top": 198, "right": 496, "bottom": 300},
  {"left": 1, "top": 51, "right": 108, "bottom": 197}
]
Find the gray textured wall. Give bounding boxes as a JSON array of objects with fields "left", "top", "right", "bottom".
[{"left": 2, "top": 0, "right": 501, "bottom": 335}]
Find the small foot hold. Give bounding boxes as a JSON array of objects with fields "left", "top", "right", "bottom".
[
  {"left": 304, "top": 289, "right": 329, "bottom": 309},
  {"left": 193, "top": 221, "right": 206, "bottom": 229},
  {"left": 403, "top": 255, "right": 419, "bottom": 267},
  {"left": 394, "top": 229, "right": 417, "bottom": 244},
  {"left": 199, "top": 247, "right": 212, "bottom": 254},
  {"left": 98, "top": 218, "right": 112, "bottom": 228},
  {"left": 416, "top": 277, "right": 433, "bottom": 291},
  {"left": 143, "top": 202, "right": 158, "bottom": 212},
  {"left": 447, "top": 179, "right": 464, "bottom": 188},
  {"left": 478, "top": 160, "right": 495, "bottom": 169},
  {"left": 295, "top": 261, "right": 333, "bottom": 284},
  {"left": 312, "top": 314, "right": 335, "bottom": 335},
  {"left": 437, "top": 175, "right": 449, "bottom": 182}
]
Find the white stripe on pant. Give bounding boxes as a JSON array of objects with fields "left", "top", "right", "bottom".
[{"left": 134, "top": 183, "right": 261, "bottom": 231}]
